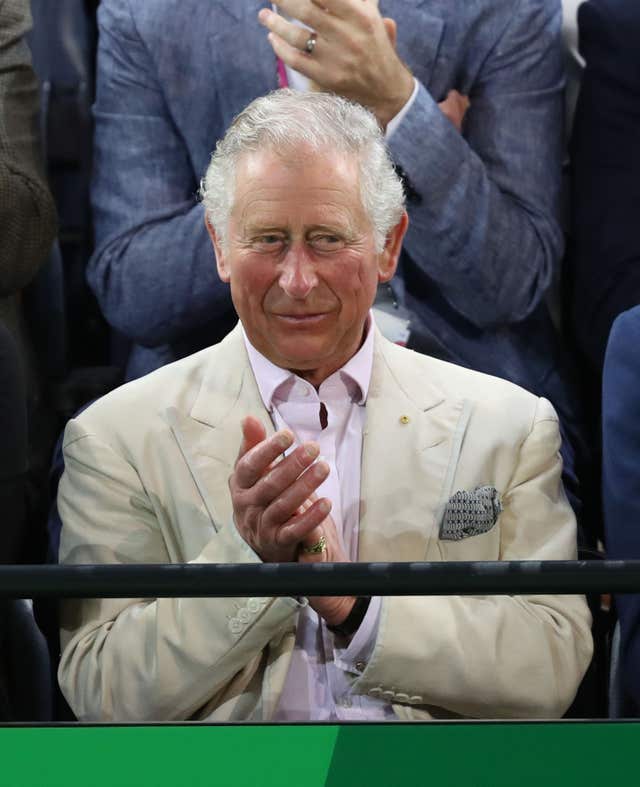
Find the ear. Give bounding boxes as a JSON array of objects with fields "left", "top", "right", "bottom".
[
  {"left": 205, "top": 216, "right": 231, "bottom": 283},
  {"left": 377, "top": 211, "right": 409, "bottom": 283}
]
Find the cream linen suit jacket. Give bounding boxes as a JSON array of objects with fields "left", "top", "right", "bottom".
[{"left": 58, "top": 326, "right": 592, "bottom": 722}]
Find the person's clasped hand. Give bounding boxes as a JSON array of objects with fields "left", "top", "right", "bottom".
[{"left": 230, "top": 415, "right": 356, "bottom": 625}]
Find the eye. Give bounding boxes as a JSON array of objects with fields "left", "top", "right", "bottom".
[
  {"left": 251, "top": 234, "right": 286, "bottom": 252},
  {"left": 309, "top": 234, "right": 345, "bottom": 251}
]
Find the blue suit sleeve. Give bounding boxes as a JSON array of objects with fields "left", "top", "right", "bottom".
[
  {"left": 87, "top": 0, "right": 233, "bottom": 348},
  {"left": 389, "top": 0, "right": 565, "bottom": 329},
  {"left": 603, "top": 305, "right": 640, "bottom": 710}
]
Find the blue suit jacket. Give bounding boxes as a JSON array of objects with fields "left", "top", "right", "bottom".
[
  {"left": 88, "top": 0, "right": 584, "bottom": 486},
  {"left": 570, "top": 0, "right": 640, "bottom": 372},
  {"left": 603, "top": 305, "right": 640, "bottom": 712}
]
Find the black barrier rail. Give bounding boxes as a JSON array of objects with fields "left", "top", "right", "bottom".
[{"left": 0, "top": 560, "right": 640, "bottom": 598}]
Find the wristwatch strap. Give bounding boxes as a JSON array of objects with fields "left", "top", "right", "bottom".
[{"left": 327, "top": 596, "right": 371, "bottom": 638}]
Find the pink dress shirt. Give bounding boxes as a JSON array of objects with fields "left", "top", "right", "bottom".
[{"left": 243, "top": 318, "right": 394, "bottom": 720}]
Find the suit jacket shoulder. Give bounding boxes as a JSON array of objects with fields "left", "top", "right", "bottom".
[
  {"left": 66, "top": 325, "right": 250, "bottom": 447},
  {"left": 378, "top": 337, "right": 547, "bottom": 432}
]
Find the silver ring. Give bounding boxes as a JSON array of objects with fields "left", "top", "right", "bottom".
[{"left": 305, "top": 33, "right": 317, "bottom": 55}]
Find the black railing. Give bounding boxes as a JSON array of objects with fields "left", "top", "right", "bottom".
[{"left": 0, "top": 560, "right": 639, "bottom": 598}]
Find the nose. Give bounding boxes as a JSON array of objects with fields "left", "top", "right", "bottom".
[{"left": 278, "top": 244, "right": 318, "bottom": 299}]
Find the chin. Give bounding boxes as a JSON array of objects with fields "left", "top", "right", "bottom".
[{"left": 272, "top": 339, "right": 334, "bottom": 369}]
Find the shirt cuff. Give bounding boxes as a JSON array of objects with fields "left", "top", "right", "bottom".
[
  {"left": 385, "top": 78, "right": 420, "bottom": 140},
  {"left": 333, "top": 596, "right": 382, "bottom": 675}
]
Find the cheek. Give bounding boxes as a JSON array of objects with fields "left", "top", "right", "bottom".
[
  {"left": 334, "top": 251, "right": 374, "bottom": 286},
  {"left": 231, "top": 259, "right": 276, "bottom": 303},
  {"left": 323, "top": 255, "right": 377, "bottom": 311},
  {"left": 352, "top": 256, "right": 381, "bottom": 297}
]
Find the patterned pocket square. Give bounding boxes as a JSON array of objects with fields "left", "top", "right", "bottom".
[{"left": 439, "top": 485, "right": 503, "bottom": 541}]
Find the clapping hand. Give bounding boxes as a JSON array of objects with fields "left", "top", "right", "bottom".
[
  {"left": 258, "top": 0, "right": 414, "bottom": 129},
  {"left": 230, "top": 416, "right": 332, "bottom": 563},
  {"left": 259, "top": 1, "right": 469, "bottom": 134},
  {"left": 231, "top": 416, "right": 355, "bottom": 624}
]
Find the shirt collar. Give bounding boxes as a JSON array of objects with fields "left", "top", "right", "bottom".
[{"left": 243, "top": 314, "right": 375, "bottom": 412}]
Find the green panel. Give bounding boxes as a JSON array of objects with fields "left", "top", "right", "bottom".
[
  {"left": 327, "top": 723, "right": 640, "bottom": 787},
  {"left": 0, "top": 725, "right": 339, "bottom": 787},
  {"left": 1, "top": 722, "right": 638, "bottom": 787}
]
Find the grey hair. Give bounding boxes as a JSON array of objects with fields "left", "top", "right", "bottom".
[{"left": 199, "top": 89, "right": 405, "bottom": 252}]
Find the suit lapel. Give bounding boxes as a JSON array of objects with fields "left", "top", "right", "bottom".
[
  {"left": 358, "top": 336, "right": 471, "bottom": 562},
  {"left": 209, "top": 1, "right": 279, "bottom": 127},
  {"left": 167, "top": 326, "right": 274, "bottom": 533}
]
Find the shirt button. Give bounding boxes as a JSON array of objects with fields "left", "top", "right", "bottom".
[{"left": 355, "top": 661, "right": 366, "bottom": 673}]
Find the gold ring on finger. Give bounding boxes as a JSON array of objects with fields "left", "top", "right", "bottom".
[{"left": 301, "top": 535, "right": 326, "bottom": 554}]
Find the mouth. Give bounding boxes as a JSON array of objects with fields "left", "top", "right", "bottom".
[{"left": 272, "top": 313, "right": 330, "bottom": 325}]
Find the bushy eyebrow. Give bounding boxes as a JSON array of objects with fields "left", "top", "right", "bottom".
[
  {"left": 243, "top": 224, "right": 287, "bottom": 236},
  {"left": 243, "top": 222, "right": 355, "bottom": 238}
]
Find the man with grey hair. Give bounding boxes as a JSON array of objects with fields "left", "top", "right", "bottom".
[
  {"left": 87, "top": 0, "right": 593, "bottom": 546},
  {"left": 58, "top": 91, "right": 592, "bottom": 723}
]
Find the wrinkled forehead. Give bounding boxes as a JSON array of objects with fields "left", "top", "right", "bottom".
[
  {"left": 235, "top": 142, "right": 360, "bottom": 182},
  {"left": 230, "top": 145, "right": 366, "bottom": 223}
]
